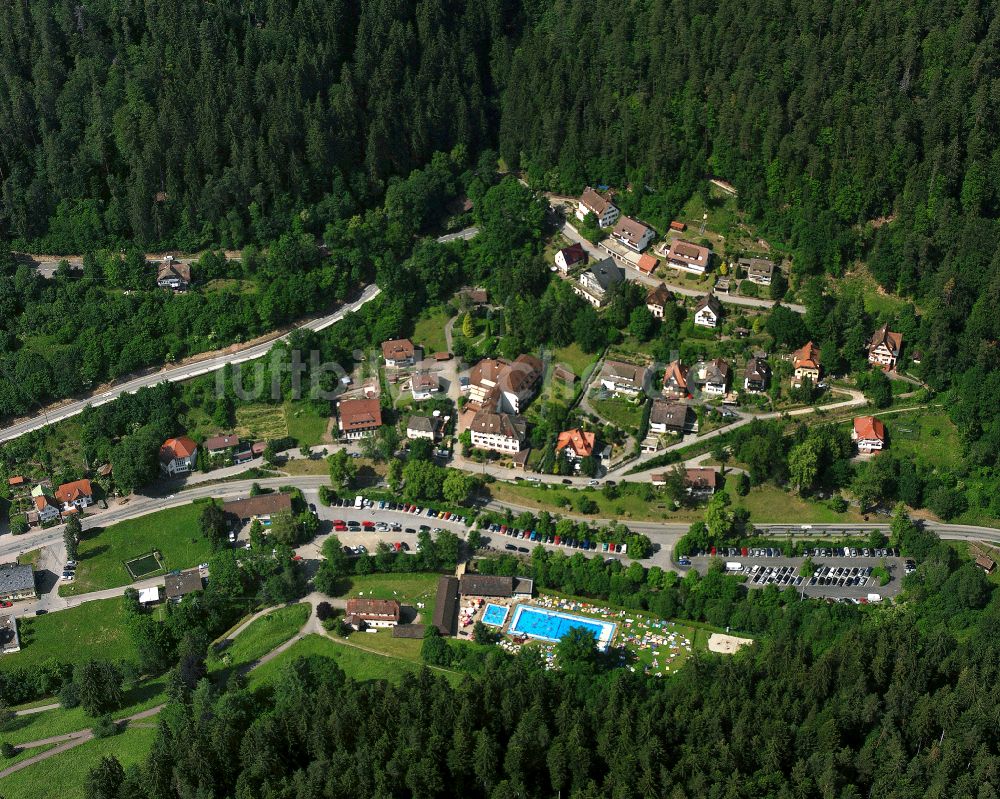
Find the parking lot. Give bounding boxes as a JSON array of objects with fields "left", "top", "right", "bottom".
[{"left": 684, "top": 546, "right": 912, "bottom": 601}]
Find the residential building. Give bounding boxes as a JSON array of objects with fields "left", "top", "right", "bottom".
[
  {"left": 648, "top": 401, "right": 691, "bottom": 435},
  {"left": 223, "top": 494, "right": 293, "bottom": 526},
  {"left": 684, "top": 468, "right": 718, "bottom": 497},
  {"left": 554, "top": 243, "right": 588, "bottom": 273},
  {"left": 469, "top": 410, "right": 526, "bottom": 454},
  {"left": 338, "top": 397, "right": 383, "bottom": 439},
  {"left": 662, "top": 360, "right": 689, "bottom": 399},
  {"left": 467, "top": 355, "right": 543, "bottom": 413},
  {"left": 646, "top": 284, "right": 673, "bottom": 318},
  {"left": 740, "top": 257, "right": 775, "bottom": 286},
  {"left": 666, "top": 240, "right": 712, "bottom": 274},
  {"left": 410, "top": 371, "right": 440, "bottom": 400},
  {"left": 611, "top": 217, "right": 655, "bottom": 252},
  {"left": 459, "top": 574, "right": 533, "bottom": 599},
  {"left": 696, "top": 359, "right": 731, "bottom": 396},
  {"left": 204, "top": 434, "right": 240, "bottom": 456},
  {"left": 457, "top": 287, "right": 488, "bottom": 305},
  {"left": 165, "top": 568, "right": 203, "bottom": 603},
  {"left": 0, "top": 615, "right": 21, "bottom": 653},
  {"left": 575, "top": 187, "right": 620, "bottom": 228},
  {"left": 138, "top": 587, "right": 161, "bottom": 605},
  {"left": 792, "top": 341, "right": 822, "bottom": 386},
  {"left": 32, "top": 494, "right": 60, "bottom": 525},
  {"left": 159, "top": 436, "right": 198, "bottom": 476},
  {"left": 555, "top": 428, "right": 596, "bottom": 461},
  {"left": 467, "top": 359, "right": 508, "bottom": 405},
  {"left": 406, "top": 415, "right": 439, "bottom": 441},
  {"left": 0, "top": 564, "right": 36, "bottom": 602},
  {"left": 637, "top": 253, "right": 659, "bottom": 275},
  {"left": 156, "top": 257, "right": 190, "bottom": 290},
  {"left": 381, "top": 338, "right": 417, "bottom": 368},
  {"left": 599, "top": 360, "right": 649, "bottom": 397},
  {"left": 7, "top": 476, "right": 25, "bottom": 491},
  {"left": 693, "top": 294, "right": 722, "bottom": 328},
  {"left": 345, "top": 598, "right": 401, "bottom": 630},
  {"left": 55, "top": 478, "right": 94, "bottom": 513},
  {"left": 743, "top": 357, "right": 771, "bottom": 393},
  {"left": 853, "top": 416, "right": 887, "bottom": 453},
  {"left": 574, "top": 257, "right": 624, "bottom": 307},
  {"left": 868, "top": 324, "right": 903, "bottom": 369}
]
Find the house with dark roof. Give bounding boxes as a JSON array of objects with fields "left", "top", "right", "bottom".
[
  {"left": 743, "top": 357, "right": 771, "bottom": 393},
  {"left": 459, "top": 574, "right": 533, "bottom": 598},
  {"left": 693, "top": 294, "right": 722, "bottom": 328},
  {"left": 740, "top": 257, "right": 775, "bottom": 286},
  {"left": 684, "top": 468, "right": 718, "bottom": 496},
  {"left": 667, "top": 240, "right": 712, "bottom": 274},
  {"left": 648, "top": 401, "right": 692, "bottom": 435},
  {"left": 338, "top": 398, "right": 383, "bottom": 439},
  {"left": 0, "top": 564, "right": 36, "bottom": 602},
  {"left": 600, "top": 360, "right": 649, "bottom": 397},
  {"left": 574, "top": 257, "right": 624, "bottom": 307},
  {"left": 406, "top": 414, "right": 440, "bottom": 441},
  {"left": 575, "top": 187, "right": 620, "bottom": 228},
  {"left": 204, "top": 434, "right": 240, "bottom": 456},
  {"left": 696, "top": 359, "right": 731, "bottom": 396},
  {"left": 868, "top": 324, "right": 903, "bottom": 369},
  {"left": 156, "top": 257, "right": 190, "bottom": 290},
  {"left": 410, "top": 371, "right": 440, "bottom": 400},
  {"left": 345, "top": 598, "right": 401, "bottom": 630},
  {"left": 222, "top": 494, "right": 293, "bottom": 526},
  {"left": 646, "top": 283, "right": 674, "bottom": 318},
  {"left": 554, "top": 243, "right": 588, "bottom": 273},
  {"left": 433, "top": 576, "right": 460, "bottom": 636},
  {"left": 469, "top": 410, "right": 526, "bottom": 454},
  {"left": 165, "top": 568, "right": 203, "bottom": 603},
  {"left": 159, "top": 436, "right": 198, "bottom": 476},
  {"left": 611, "top": 217, "right": 655, "bottom": 252}
]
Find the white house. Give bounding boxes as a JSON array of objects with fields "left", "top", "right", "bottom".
[
  {"left": 599, "top": 360, "right": 649, "bottom": 397},
  {"left": 611, "top": 217, "right": 655, "bottom": 252},
  {"left": 381, "top": 338, "right": 417, "bottom": 368},
  {"left": 666, "top": 240, "right": 711, "bottom": 274},
  {"left": 554, "top": 243, "right": 588, "bottom": 273},
  {"left": 156, "top": 257, "right": 190, "bottom": 290},
  {"left": 693, "top": 294, "right": 722, "bottom": 328},
  {"left": 575, "top": 187, "right": 620, "bottom": 228},
  {"left": 159, "top": 436, "right": 198, "bottom": 476},
  {"left": 853, "top": 416, "right": 887, "bottom": 453},
  {"left": 740, "top": 257, "right": 775, "bottom": 286},
  {"left": 54, "top": 479, "right": 94, "bottom": 513},
  {"left": 32, "top": 494, "right": 61, "bottom": 524},
  {"left": 469, "top": 410, "right": 526, "bottom": 454},
  {"left": 406, "top": 415, "right": 439, "bottom": 441},
  {"left": 345, "top": 598, "right": 400, "bottom": 629},
  {"left": 697, "top": 359, "right": 731, "bottom": 396},
  {"left": 467, "top": 356, "right": 542, "bottom": 414},
  {"left": 410, "top": 372, "right": 440, "bottom": 401},
  {"left": 574, "top": 258, "right": 624, "bottom": 308},
  {"left": 868, "top": 324, "right": 903, "bottom": 369}
]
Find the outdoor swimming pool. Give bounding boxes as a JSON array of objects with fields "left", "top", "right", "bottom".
[
  {"left": 482, "top": 604, "right": 509, "bottom": 627},
  {"left": 508, "top": 604, "right": 616, "bottom": 651}
]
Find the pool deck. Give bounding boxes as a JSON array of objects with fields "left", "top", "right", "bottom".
[{"left": 507, "top": 603, "right": 617, "bottom": 651}]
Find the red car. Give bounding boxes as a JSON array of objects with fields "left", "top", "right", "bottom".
[
  {"left": 362, "top": 520, "right": 374, "bottom": 526},
  {"left": 0, "top": 601, "right": 11, "bottom": 609},
  {"left": 291, "top": 555, "right": 303, "bottom": 561},
  {"left": 333, "top": 520, "right": 346, "bottom": 526}
]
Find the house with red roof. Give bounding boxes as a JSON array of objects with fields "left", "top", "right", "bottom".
[
  {"left": 160, "top": 436, "right": 198, "bottom": 476},
  {"left": 852, "top": 416, "right": 887, "bottom": 453},
  {"left": 555, "top": 428, "right": 596, "bottom": 461},
  {"left": 55, "top": 478, "right": 94, "bottom": 513}
]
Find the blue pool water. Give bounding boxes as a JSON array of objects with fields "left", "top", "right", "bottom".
[
  {"left": 482, "top": 604, "right": 509, "bottom": 627},
  {"left": 508, "top": 605, "right": 616, "bottom": 651}
]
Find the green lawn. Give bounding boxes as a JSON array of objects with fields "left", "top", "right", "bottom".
[
  {"left": 411, "top": 305, "right": 452, "bottom": 355},
  {"left": 590, "top": 396, "right": 646, "bottom": 430},
  {"left": 883, "top": 409, "right": 959, "bottom": 469},
  {"left": 548, "top": 343, "right": 599, "bottom": 377},
  {"left": 60, "top": 502, "right": 213, "bottom": 596},
  {"left": 335, "top": 573, "right": 440, "bottom": 625},
  {"left": 284, "top": 400, "right": 330, "bottom": 446},
  {"left": 209, "top": 603, "right": 310, "bottom": 672},
  {"left": 725, "top": 481, "right": 864, "bottom": 523},
  {"left": 0, "top": 598, "right": 139, "bottom": 671},
  {"left": 0, "top": 726, "right": 157, "bottom": 799},
  {"left": 235, "top": 403, "right": 288, "bottom": 440}
]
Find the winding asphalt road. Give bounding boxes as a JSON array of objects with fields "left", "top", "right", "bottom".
[{"left": 0, "top": 284, "right": 381, "bottom": 445}]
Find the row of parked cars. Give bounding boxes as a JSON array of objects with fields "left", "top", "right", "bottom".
[
  {"left": 485, "top": 523, "right": 626, "bottom": 555},
  {"left": 808, "top": 565, "right": 877, "bottom": 587},
  {"left": 745, "top": 565, "right": 804, "bottom": 587}
]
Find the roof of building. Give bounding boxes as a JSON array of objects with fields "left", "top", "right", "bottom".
[
  {"left": 579, "top": 187, "right": 614, "bottom": 216},
  {"left": 157, "top": 261, "right": 191, "bottom": 283},
  {"left": 975, "top": 555, "right": 996, "bottom": 572},
  {"left": 501, "top": 355, "right": 543, "bottom": 394},
  {"left": 338, "top": 398, "right": 383, "bottom": 432},
  {"left": 433, "top": 576, "right": 460, "bottom": 635},
  {"left": 636, "top": 253, "right": 659, "bottom": 274},
  {"left": 54, "top": 478, "right": 93, "bottom": 504},
  {"left": 138, "top": 587, "right": 160, "bottom": 603},
  {"left": 702, "top": 358, "right": 731, "bottom": 383},
  {"left": 392, "top": 623, "right": 428, "bottom": 639},
  {"left": 584, "top": 258, "right": 625, "bottom": 292},
  {"left": 346, "top": 598, "right": 401, "bottom": 620},
  {"left": 744, "top": 356, "right": 772, "bottom": 381},
  {"left": 222, "top": 493, "right": 293, "bottom": 521},
  {"left": 556, "top": 428, "right": 596, "bottom": 458},
  {"left": 602, "top": 359, "right": 649, "bottom": 388},
  {"left": 33, "top": 494, "right": 58, "bottom": 513},
  {"left": 381, "top": 338, "right": 416, "bottom": 361},
  {"left": 793, "top": 341, "right": 821, "bottom": 370},
  {"left": 646, "top": 283, "right": 673, "bottom": 307},
  {"left": 160, "top": 436, "right": 198, "bottom": 463},
  {"left": 411, "top": 372, "right": 440, "bottom": 392},
  {"left": 650, "top": 401, "right": 689, "bottom": 429},
  {"left": 557, "top": 243, "right": 587, "bottom": 266},
  {"left": 694, "top": 293, "right": 722, "bottom": 316},
  {"left": 468, "top": 358, "right": 509, "bottom": 389},
  {"left": 663, "top": 360, "right": 688, "bottom": 390},
  {"left": 406, "top": 415, "right": 437, "bottom": 433},
  {"left": 458, "top": 287, "right": 489, "bottom": 304},
  {"left": 740, "top": 257, "right": 775, "bottom": 277},
  {"left": 668, "top": 239, "right": 711, "bottom": 267},
  {"left": 7, "top": 476, "right": 25, "bottom": 487},
  {"left": 0, "top": 615, "right": 19, "bottom": 653},
  {"left": 854, "top": 416, "right": 886, "bottom": 442},
  {"left": 513, "top": 577, "right": 534, "bottom": 596},
  {"left": 0, "top": 564, "right": 34, "bottom": 595},
  {"left": 868, "top": 324, "right": 903, "bottom": 355},
  {"left": 204, "top": 434, "right": 240, "bottom": 451},
  {"left": 165, "top": 568, "right": 203, "bottom": 600},
  {"left": 469, "top": 410, "right": 527, "bottom": 442},
  {"left": 459, "top": 574, "right": 514, "bottom": 597},
  {"left": 684, "top": 468, "right": 718, "bottom": 491},
  {"left": 612, "top": 216, "right": 653, "bottom": 248}
]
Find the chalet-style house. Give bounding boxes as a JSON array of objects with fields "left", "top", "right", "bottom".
[
  {"left": 32, "top": 494, "right": 61, "bottom": 525},
  {"left": 743, "top": 356, "right": 771, "bottom": 393},
  {"left": 345, "top": 598, "right": 401, "bottom": 630},
  {"left": 159, "top": 436, "right": 198, "bottom": 476},
  {"left": 740, "top": 258, "right": 775, "bottom": 286},
  {"left": 574, "top": 257, "right": 624, "bottom": 308},
  {"left": 555, "top": 428, "right": 596, "bottom": 461},
  {"left": 693, "top": 294, "right": 722, "bottom": 328},
  {"left": 467, "top": 355, "right": 543, "bottom": 414},
  {"left": 637, "top": 253, "right": 659, "bottom": 275},
  {"left": 853, "top": 416, "right": 887, "bottom": 453},
  {"left": 204, "top": 434, "right": 240, "bottom": 456},
  {"left": 662, "top": 360, "right": 689, "bottom": 399},
  {"left": 599, "top": 360, "right": 649, "bottom": 397},
  {"left": 611, "top": 217, "right": 655, "bottom": 252},
  {"left": 868, "top": 324, "right": 903, "bottom": 369},
  {"left": 55, "top": 478, "right": 94, "bottom": 513},
  {"left": 648, "top": 401, "right": 691, "bottom": 435},
  {"left": 696, "top": 359, "right": 730, "bottom": 396},
  {"left": 156, "top": 257, "right": 190, "bottom": 290},
  {"left": 410, "top": 372, "right": 440, "bottom": 401},
  {"left": 381, "top": 338, "right": 418, "bottom": 368},
  {"left": 684, "top": 468, "right": 718, "bottom": 497},
  {"left": 223, "top": 494, "right": 293, "bottom": 527},
  {"left": 646, "top": 284, "right": 673, "bottom": 319},
  {"left": 554, "top": 243, "right": 588, "bottom": 273},
  {"left": 469, "top": 410, "right": 526, "bottom": 454},
  {"left": 165, "top": 569, "right": 203, "bottom": 603},
  {"left": 575, "top": 187, "right": 620, "bottom": 228},
  {"left": 405, "top": 415, "right": 439, "bottom": 441},
  {"left": 338, "top": 398, "right": 382, "bottom": 439},
  {"left": 666, "top": 240, "right": 711, "bottom": 274},
  {"left": 792, "top": 341, "right": 822, "bottom": 386}
]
